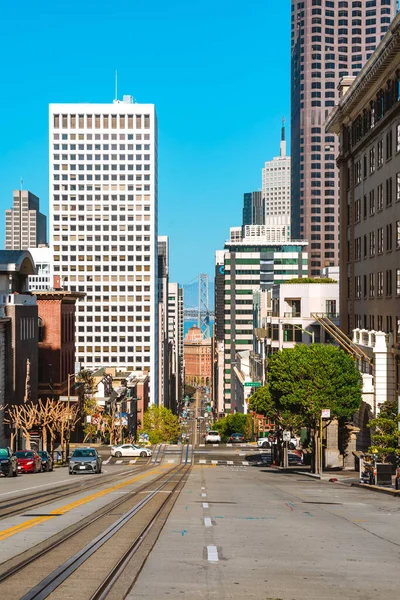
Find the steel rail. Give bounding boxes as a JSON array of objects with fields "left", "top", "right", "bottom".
[
  {"left": 90, "top": 465, "right": 190, "bottom": 600},
  {"left": 0, "top": 464, "right": 178, "bottom": 586},
  {"left": 0, "top": 463, "right": 147, "bottom": 520},
  {"left": 19, "top": 464, "right": 189, "bottom": 600}
]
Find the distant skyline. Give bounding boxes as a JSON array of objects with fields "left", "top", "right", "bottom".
[{"left": 0, "top": 0, "right": 291, "bottom": 283}]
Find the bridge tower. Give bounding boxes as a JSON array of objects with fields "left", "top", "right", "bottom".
[{"left": 198, "top": 273, "right": 210, "bottom": 340}]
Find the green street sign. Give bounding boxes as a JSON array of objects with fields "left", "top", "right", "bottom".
[{"left": 244, "top": 382, "right": 261, "bottom": 387}]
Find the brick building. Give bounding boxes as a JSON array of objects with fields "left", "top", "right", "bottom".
[
  {"left": 184, "top": 325, "right": 212, "bottom": 387},
  {"left": 33, "top": 291, "right": 84, "bottom": 400}
]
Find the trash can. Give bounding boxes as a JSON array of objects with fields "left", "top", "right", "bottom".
[{"left": 375, "top": 463, "right": 392, "bottom": 487}]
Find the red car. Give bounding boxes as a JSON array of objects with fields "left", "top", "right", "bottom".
[{"left": 15, "top": 451, "right": 42, "bottom": 473}]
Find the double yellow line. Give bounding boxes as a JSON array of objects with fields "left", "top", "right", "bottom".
[{"left": 0, "top": 467, "right": 162, "bottom": 542}]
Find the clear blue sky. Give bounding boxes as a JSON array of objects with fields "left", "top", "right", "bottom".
[{"left": 0, "top": 0, "right": 290, "bottom": 285}]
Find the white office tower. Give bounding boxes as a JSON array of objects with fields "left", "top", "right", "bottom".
[
  {"left": 49, "top": 98, "right": 159, "bottom": 403},
  {"left": 262, "top": 119, "right": 291, "bottom": 222}
]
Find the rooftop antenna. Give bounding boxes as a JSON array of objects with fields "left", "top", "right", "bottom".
[
  {"left": 280, "top": 116, "right": 287, "bottom": 157},
  {"left": 115, "top": 70, "right": 118, "bottom": 101}
]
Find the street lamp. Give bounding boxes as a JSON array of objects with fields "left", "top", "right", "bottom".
[{"left": 65, "top": 373, "right": 76, "bottom": 461}]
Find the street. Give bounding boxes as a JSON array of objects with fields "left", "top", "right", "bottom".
[{"left": 0, "top": 444, "right": 399, "bottom": 599}]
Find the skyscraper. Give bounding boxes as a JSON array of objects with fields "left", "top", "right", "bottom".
[
  {"left": 242, "top": 191, "right": 265, "bottom": 226},
  {"left": 157, "top": 236, "right": 169, "bottom": 407},
  {"left": 262, "top": 119, "right": 291, "bottom": 220},
  {"left": 5, "top": 190, "right": 47, "bottom": 250},
  {"left": 168, "top": 282, "right": 184, "bottom": 414},
  {"left": 49, "top": 97, "right": 159, "bottom": 403},
  {"left": 291, "top": 0, "right": 397, "bottom": 276}
]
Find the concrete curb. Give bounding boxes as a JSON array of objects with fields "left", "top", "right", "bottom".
[{"left": 351, "top": 482, "right": 400, "bottom": 497}]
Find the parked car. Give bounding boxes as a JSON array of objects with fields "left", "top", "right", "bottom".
[
  {"left": 15, "top": 450, "right": 42, "bottom": 474},
  {"left": 38, "top": 451, "right": 54, "bottom": 472},
  {"left": 229, "top": 433, "right": 245, "bottom": 443},
  {"left": 110, "top": 444, "right": 153, "bottom": 458},
  {"left": 257, "top": 434, "right": 298, "bottom": 450},
  {"left": 205, "top": 431, "right": 221, "bottom": 444},
  {"left": 0, "top": 447, "right": 18, "bottom": 477},
  {"left": 69, "top": 448, "right": 102, "bottom": 475}
]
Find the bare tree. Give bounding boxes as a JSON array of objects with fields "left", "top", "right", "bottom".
[{"left": 5, "top": 403, "right": 38, "bottom": 450}]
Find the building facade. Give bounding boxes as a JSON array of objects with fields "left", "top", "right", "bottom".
[
  {"left": 28, "top": 246, "right": 52, "bottom": 291},
  {"left": 291, "top": 0, "right": 397, "bottom": 276},
  {"left": 327, "top": 12, "right": 400, "bottom": 435},
  {"left": 262, "top": 121, "right": 291, "bottom": 220},
  {"left": 157, "top": 236, "right": 169, "bottom": 408},
  {"left": 220, "top": 227, "right": 308, "bottom": 412},
  {"left": 5, "top": 190, "right": 47, "bottom": 250},
  {"left": 168, "top": 282, "right": 184, "bottom": 413},
  {"left": 184, "top": 325, "right": 212, "bottom": 387},
  {"left": 49, "top": 98, "right": 158, "bottom": 403},
  {"left": 34, "top": 291, "right": 84, "bottom": 400},
  {"left": 242, "top": 191, "right": 265, "bottom": 226}
]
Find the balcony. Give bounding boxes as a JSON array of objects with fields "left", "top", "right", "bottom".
[{"left": 284, "top": 312, "right": 301, "bottom": 318}]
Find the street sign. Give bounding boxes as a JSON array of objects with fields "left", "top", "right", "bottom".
[
  {"left": 244, "top": 382, "right": 261, "bottom": 387},
  {"left": 283, "top": 430, "right": 291, "bottom": 442},
  {"left": 321, "top": 409, "right": 331, "bottom": 419}
]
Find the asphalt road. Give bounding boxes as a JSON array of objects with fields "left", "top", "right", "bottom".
[{"left": 130, "top": 453, "right": 400, "bottom": 600}]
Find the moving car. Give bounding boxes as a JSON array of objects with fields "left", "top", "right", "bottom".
[
  {"left": 205, "top": 431, "right": 221, "bottom": 444},
  {"left": 0, "top": 447, "right": 18, "bottom": 477},
  {"left": 15, "top": 450, "right": 42, "bottom": 474},
  {"left": 229, "top": 433, "right": 245, "bottom": 443},
  {"left": 257, "top": 437, "right": 271, "bottom": 449},
  {"left": 69, "top": 448, "right": 102, "bottom": 475},
  {"left": 38, "top": 450, "right": 54, "bottom": 472},
  {"left": 110, "top": 444, "right": 153, "bottom": 458}
]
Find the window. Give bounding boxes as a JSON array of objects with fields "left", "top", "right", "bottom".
[
  {"left": 369, "top": 230, "right": 375, "bottom": 256},
  {"left": 377, "top": 227, "right": 383, "bottom": 254},
  {"left": 386, "top": 129, "right": 393, "bottom": 160},
  {"left": 377, "top": 184, "right": 383, "bottom": 211},
  {"left": 378, "top": 140, "right": 383, "bottom": 167},
  {"left": 397, "top": 269, "right": 400, "bottom": 296},
  {"left": 397, "top": 173, "right": 400, "bottom": 202},
  {"left": 386, "top": 223, "right": 392, "bottom": 251},
  {"left": 369, "top": 273, "right": 375, "bottom": 298},
  {"left": 369, "top": 147, "right": 375, "bottom": 173},
  {"left": 369, "top": 189, "right": 375, "bottom": 215},
  {"left": 397, "top": 220, "right": 400, "bottom": 249},
  {"left": 355, "top": 198, "right": 361, "bottom": 222},
  {"left": 377, "top": 272, "right": 384, "bottom": 298},
  {"left": 386, "top": 177, "right": 393, "bottom": 206},
  {"left": 355, "top": 275, "right": 361, "bottom": 298},
  {"left": 386, "top": 270, "right": 392, "bottom": 297},
  {"left": 355, "top": 160, "right": 362, "bottom": 184},
  {"left": 397, "top": 124, "right": 400, "bottom": 152}
]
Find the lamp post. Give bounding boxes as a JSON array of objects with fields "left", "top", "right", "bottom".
[{"left": 65, "top": 373, "right": 76, "bottom": 461}]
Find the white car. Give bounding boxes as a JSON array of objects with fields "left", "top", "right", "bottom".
[
  {"left": 205, "top": 431, "right": 221, "bottom": 444},
  {"left": 111, "top": 444, "right": 152, "bottom": 458},
  {"left": 257, "top": 436, "right": 298, "bottom": 450}
]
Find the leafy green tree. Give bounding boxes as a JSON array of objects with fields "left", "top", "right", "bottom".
[
  {"left": 142, "top": 405, "right": 181, "bottom": 444},
  {"left": 368, "top": 398, "right": 400, "bottom": 459},
  {"left": 76, "top": 369, "right": 97, "bottom": 442},
  {"left": 267, "top": 345, "right": 362, "bottom": 428},
  {"left": 213, "top": 413, "right": 252, "bottom": 441},
  {"left": 248, "top": 384, "right": 303, "bottom": 432},
  {"left": 184, "top": 384, "right": 196, "bottom": 398}
]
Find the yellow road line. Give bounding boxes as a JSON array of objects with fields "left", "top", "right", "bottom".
[{"left": 0, "top": 467, "right": 162, "bottom": 542}]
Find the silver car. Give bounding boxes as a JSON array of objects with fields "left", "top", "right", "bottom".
[{"left": 69, "top": 448, "right": 102, "bottom": 475}]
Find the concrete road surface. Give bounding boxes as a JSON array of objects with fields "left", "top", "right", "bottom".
[{"left": 130, "top": 463, "right": 400, "bottom": 600}]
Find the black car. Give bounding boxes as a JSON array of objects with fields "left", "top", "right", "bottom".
[
  {"left": 38, "top": 451, "right": 54, "bottom": 472},
  {"left": 0, "top": 447, "right": 18, "bottom": 477}
]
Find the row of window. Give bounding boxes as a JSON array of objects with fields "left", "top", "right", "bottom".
[
  {"left": 353, "top": 314, "right": 398, "bottom": 337},
  {"left": 54, "top": 133, "right": 151, "bottom": 141},
  {"left": 354, "top": 175, "right": 400, "bottom": 222},
  {"left": 78, "top": 357, "right": 150, "bottom": 363},
  {"left": 53, "top": 114, "right": 151, "bottom": 130},
  {"left": 354, "top": 132, "right": 399, "bottom": 186},
  {"left": 354, "top": 221, "right": 399, "bottom": 260},
  {"left": 353, "top": 269, "right": 400, "bottom": 299}
]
